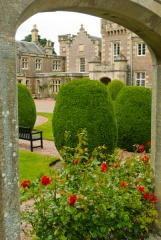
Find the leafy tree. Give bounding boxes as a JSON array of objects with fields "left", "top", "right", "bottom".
[{"left": 22, "top": 34, "right": 56, "bottom": 54}]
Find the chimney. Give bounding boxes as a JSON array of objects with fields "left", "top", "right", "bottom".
[{"left": 31, "top": 24, "right": 39, "bottom": 43}]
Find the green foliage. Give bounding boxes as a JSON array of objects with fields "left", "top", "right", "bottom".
[
  {"left": 115, "top": 86, "right": 152, "bottom": 152},
  {"left": 22, "top": 34, "right": 56, "bottom": 54},
  {"left": 52, "top": 78, "right": 117, "bottom": 156},
  {"left": 107, "top": 79, "right": 125, "bottom": 101},
  {"left": 18, "top": 83, "right": 36, "bottom": 129},
  {"left": 19, "top": 150, "right": 56, "bottom": 182},
  {"left": 21, "top": 130, "right": 158, "bottom": 240}
]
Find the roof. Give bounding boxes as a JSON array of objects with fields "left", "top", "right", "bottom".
[{"left": 16, "top": 41, "right": 45, "bottom": 55}]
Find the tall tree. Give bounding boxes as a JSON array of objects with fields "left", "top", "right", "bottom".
[{"left": 22, "top": 34, "right": 56, "bottom": 54}]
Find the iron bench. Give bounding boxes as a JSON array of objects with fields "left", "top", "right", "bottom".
[{"left": 19, "top": 126, "right": 43, "bottom": 152}]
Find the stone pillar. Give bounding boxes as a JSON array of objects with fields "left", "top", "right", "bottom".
[
  {"left": 0, "top": 34, "right": 20, "bottom": 239},
  {"left": 151, "top": 62, "right": 161, "bottom": 239}
]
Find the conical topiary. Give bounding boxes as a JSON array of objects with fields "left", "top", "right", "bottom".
[
  {"left": 18, "top": 83, "right": 36, "bottom": 129},
  {"left": 115, "top": 86, "right": 151, "bottom": 152},
  {"left": 52, "top": 78, "right": 117, "bottom": 156},
  {"left": 107, "top": 79, "right": 125, "bottom": 101}
]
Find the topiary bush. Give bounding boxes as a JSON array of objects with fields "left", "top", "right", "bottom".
[
  {"left": 115, "top": 86, "right": 152, "bottom": 152},
  {"left": 18, "top": 83, "right": 36, "bottom": 129},
  {"left": 107, "top": 79, "right": 125, "bottom": 101},
  {"left": 52, "top": 78, "right": 117, "bottom": 156}
]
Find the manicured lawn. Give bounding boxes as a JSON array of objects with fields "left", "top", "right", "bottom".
[
  {"left": 19, "top": 150, "right": 58, "bottom": 182},
  {"left": 35, "top": 112, "right": 54, "bottom": 141}
]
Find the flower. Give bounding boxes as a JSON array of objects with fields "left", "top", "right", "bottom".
[
  {"left": 143, "top": 193, "right": 151, "bottom": 201},
  {"left": 114, "top": 163, "right": 119, "bottom": 167},
  {"left": 147, "top": 141, "right": 151, "bottom": 147},
  {"left": 142, "top": 155, "right": 150, "bottom": 163},
  {"left": 69, "top": 195, "right": 77, "bottom": 206},
  {"left": 21, "top": 180, "right": 31, "bottom": 188},
  {"left": 151, "top": 195, "right": 157, "bottom": 203},
  {"left": 137, "top": 185, "right": 145, "bottom": 193},
  {"left": 100, "top": 162, "right": 108, "bottom": 172},
  {"left": 87, "top": 159, "right": 91, "bottom": 163},
  {"left": 74, "top": 159, "right": 79, "bottom": 164},
  {"left": 120, "top": 182, "right": 127, "bottom": 188},
  {"left": 41, "top": 176, "right": 50, "bottom": 186},
  {"left": 139, "top": 145, "right": 144, "bottom": 153}
]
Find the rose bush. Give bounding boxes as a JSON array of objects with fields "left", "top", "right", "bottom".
[{"left": 21, "top": 130, "right": 158, "bottom": 240}]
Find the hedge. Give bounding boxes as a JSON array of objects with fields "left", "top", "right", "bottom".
[
  {"left": 115, "top": 86, "right": 152, "bottom": 152},
  {"left": 52, "top": 78, "right": 117, "bottom": 156},
  {"left": 107, "top": 79, "right": 125, "bottom": 101},
  {"left": 18, "top": 83, "right": 36, "bottom": 129}
]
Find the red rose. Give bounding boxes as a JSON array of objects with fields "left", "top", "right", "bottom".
[
  {"left": 139, "top": 145, "right": 144, "bottom": 153},
  {"left": 120, "top": 182, "right": 127, "bottom": 188},
  {"left": 21, "top": 180, "right": 31, "bottom": 188},
  {"left": 137, "top": 185, "right": 145, "bottom": 193},
  {"left": 147, "top": 141, "right": 151, "bottom": 147},
  {"left": 114, "top": 163, "right": 119, "bottom": 167},
  {"left": 142, "top": 155, "right": 150, "bottom": 163},
  {"left": 87, "top": 159, "right": 91, "bottom": 163},
  {"left": 101, "top": 162, "right": 108, "bottom": 172},
  {"left": 69, "top": 195, "right": 77, "bottom": 206},
  {"left": 41, "top": 176, "right": 50, "bottom": 186},
  {"left": 74, "top": 159, "right": 79, "bottom": 164},
  {"left": 143, "top": 193, "right": 150, "bottom": 200},
  {"left": 151, "top": 195, "right": 157, "bottom": 203}
]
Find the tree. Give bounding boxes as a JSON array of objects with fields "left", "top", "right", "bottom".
[{"left": 22, "top": 34, "right": 56, "bottom": 54}]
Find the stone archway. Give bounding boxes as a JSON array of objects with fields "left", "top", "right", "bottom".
[
  {"left": 100, "top": 77, "right": 111, "bottom": 85},
  {"left": 1, "top": 1, "right": 161, "bottom": 239}
]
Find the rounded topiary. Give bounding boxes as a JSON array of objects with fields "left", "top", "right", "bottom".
[
  {"left": 115, "top": 86, "right": 152, "bottom": 152},
  {"left": 107, "top": 79, "right": 125, "bottom": 101},
  {"left": 52, "top": 78, "right": 117, "bottom": 155},
  {"left": 18, "top": 83, "right": 36, "bottom": 129}
]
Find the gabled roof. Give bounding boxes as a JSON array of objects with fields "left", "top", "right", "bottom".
[{"left": 16, "top": 41, "right": 45, "bottom": 55}]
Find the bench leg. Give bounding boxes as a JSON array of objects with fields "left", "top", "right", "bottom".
[
  {"left": 30, "top": 141, "right": 33, "bottom": 152},
  {"left": 41, "top": 138, "right": 43, "bottom": 149}
]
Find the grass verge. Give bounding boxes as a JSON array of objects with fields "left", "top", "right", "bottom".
[
  {"left": 19, "top": 150, "right": 59, "bottom": 183},
  {"left": 35, "top": 112, "right": 54, "bottom": 141}
]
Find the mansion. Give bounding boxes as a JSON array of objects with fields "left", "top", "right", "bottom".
[{"left": 17, "top": 19, "right": 152, "bottom": 98}]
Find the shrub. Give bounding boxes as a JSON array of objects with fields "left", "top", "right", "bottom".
[
  {"left": 107, "top": 79, "right": 125, "bottom": 101},
  {"left": 18, "top": 83, "right": 36, "bottom": 129},
  {"left": 21, "top": 130, "right": 158, "bottom": 240},
  {"left": 115, "top": 86, "right": 152, "bottom": 152},
  {"left": 52, "top": 78, "right": 117, "bottom": 156}
]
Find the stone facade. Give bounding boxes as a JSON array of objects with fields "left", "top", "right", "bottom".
[{"left": 17, "top": 20, "right": 153, "bottom": 99}]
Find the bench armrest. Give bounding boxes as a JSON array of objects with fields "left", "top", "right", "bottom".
[{"left": 31, "top": 130, "right": 43, "bottom": 135}]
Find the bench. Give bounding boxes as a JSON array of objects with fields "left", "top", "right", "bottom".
[{"left": 19, "top": 126, "right": 43, "bottom": 152}]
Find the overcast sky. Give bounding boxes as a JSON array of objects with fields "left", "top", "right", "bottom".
[{"left": 15, "top": 12, "right": 101, "bottom": 54}]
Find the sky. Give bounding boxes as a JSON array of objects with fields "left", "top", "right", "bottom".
[{"left": 15, "top": 11, "right": 101, "bottom": 55}]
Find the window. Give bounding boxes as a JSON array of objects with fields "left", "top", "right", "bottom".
[
  {"left": 137, "top": 43, "right": 146, "bottom": 56},
  {"left": 135, "top": 72, "right": 146, "bottom": 86},
  {"left": 22, "top": 58, "right": 28, "bottom": 69},
  {"left": 113, "top": 42, "right": 120, "bottom": 60},
  {"left": 36, "top": 59, "right": 42, "bottom": 70},
  {"left": 52, "top": 80, "right": 61, "bottom": 94},
  {"left": 79, "top": 44, "right": 84, "bottom": 52},
  {"left": 79, "top": 58, "right": 85, "bottom": 72},
  {"left": 53, "top": 60, "right": 61, "bottom": 71}
]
